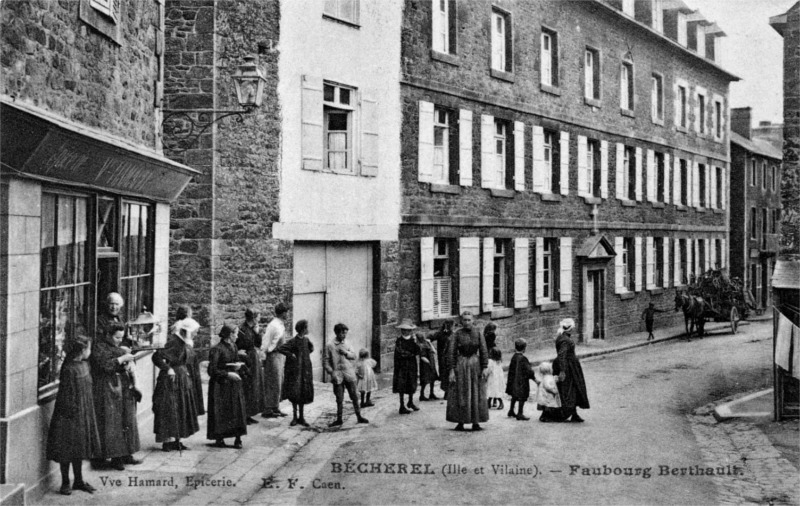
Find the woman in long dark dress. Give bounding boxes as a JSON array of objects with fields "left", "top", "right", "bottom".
[
  {"left": 90, "top": 323, "right": 141, "bottom": 470},
  {"left": 207, "top": 324, "right": 248, "bottom": 448},
  {"left": 238, "top": 308, "right": 267, "bottom": 424},
  {"left": 277, "top": 319, "right": 314, "bottom": 427},
  {"left": 429, "top": 319, "right": 454, "bottom": 398},
  {"left": 170, "top": 306, "right": 204, "bottom": 415},
  {"left": 417, "top": 332, "right": 438, "bottom": 401},
  {"left": 446, "top": 311, "right": 489, "bottom": 431},
  {"left": 152, "top": 318, "right": 200, "bottom": 452},
  {"left": 47, "top": 335, "right": 100, "bottom": 495},
  {"left": 552, "top": 318, "right": 590, "bottom": 423},
  {"left": 393, "top": 319, "right": 421, "bottom": 414}
]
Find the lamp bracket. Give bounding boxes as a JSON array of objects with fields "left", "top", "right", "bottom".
[{"left": 162, "top": 107, "right": 256, "bottom": 153}]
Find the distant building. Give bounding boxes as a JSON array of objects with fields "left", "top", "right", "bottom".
[{"left": 752, "top": 121, "right": 784, "bottom": 150}]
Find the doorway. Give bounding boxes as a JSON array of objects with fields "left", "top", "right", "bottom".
[{"left": 584, "top": 269, "right": 605, "bottom": 340}]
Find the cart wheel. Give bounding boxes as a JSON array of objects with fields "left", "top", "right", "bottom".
[{"left": 730, "top": 307, "right": 739, "bottom": 334}]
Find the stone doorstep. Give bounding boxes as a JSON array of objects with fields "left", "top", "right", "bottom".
[
  {"left": 712, "top": 389, "right": 774, "bottom": 422},
  {"left": 0, "top": 483, "right": 25, "bottom": 506}
]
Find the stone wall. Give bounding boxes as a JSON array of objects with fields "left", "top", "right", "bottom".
[{"left": 781, "top": 3, "right": 800, "bottom": 254}]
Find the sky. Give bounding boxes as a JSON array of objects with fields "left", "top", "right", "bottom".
[{"left": 688, "top": 0, "right": 794, "bottom": 125}]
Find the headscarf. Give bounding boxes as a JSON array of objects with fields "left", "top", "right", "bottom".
[{"left": 558, "top": 318, "right": 576, "bottom": 336}]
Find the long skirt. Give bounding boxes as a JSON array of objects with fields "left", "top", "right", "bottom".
[
  {"left": 244, "top": 349, "right": 267, "bottom": 417},
  {"left": 557, "top": 359, "right": 590, "bottom": 410},
  {"left": 153, "top": 365, "right": 199, "bottom": 442},
  {"left": 486, "top": 360, "right": 505, "bottom": 398},
  {"left": 206, "top": 379, "right": 247, "bottom": 440},
  {"left": 263, "top": 352, "right": 285, "bottom": 411},
  {"left": 446, "top": 354, "right": 489, "bottom": 424},
  {"left": 94, "top": 374, "right": 140, "bottom": 458}
]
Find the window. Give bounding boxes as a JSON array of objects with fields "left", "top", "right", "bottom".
[
  {"left": 433, "top": 107, "right": 452, "bottom": 184},
  {"left": 762, "top": 208, "right": 768, "bottom": 249},
  {"left": 654, "top": 237, "right": 664, "bottom": 287},
  {"left": 432, "top": 0, "right": 456, "bottom": 55},
  {"left": 750, "top": 159, "right": 757, "bottom": 186},
  {"left": 585, "top": 48, "right": 600, "bottom": 101},
  {"left": 698, "top": 239, "right": 706, "bottom": 272},
  {"left": 324, "top": 0, "right": 359, "bottom": 24},
  {"left": 544, "top": 129, "right": 559, "bottom": 193},
  {"left": 433, "top": 239, "right": 453, "bottom": 318},
  {"left": 587, "top": 139, "right": 601, "bottom": 196},
  {"left": 90, "top": 0, "right": 114, "bottom": 19},
  {"left": 541, "top": 29, "right": 558, "bottom": 87},
  {"left": 698, "top": 164, "right": 706, "bottom": 207},
  {"left": 621, "top": 0, "right": 634, "bottom": 15},
  {"left": 715, "top": 166, "right": 723, "bottom": 208},
  {"left": 680, "top": 159, "right": 689, "bottom": 206},
  {"left": 494, "top": 119, "right": 508, "bottom": 188},
  {"left": 772, "top": 165, "right": 778, "bottom": 192},
  {"left": 750, "top": 207, "right": 757, "bottom": 239},
  {"left": 419, "top": 102, "right": 464, "bottom": 185},
  {"left": 656, "top": 152, "right": 665, "bottom": 202},
  {"left": 120, "top": 202, "right": 153, "bottom": 323},
  {"left": 714, "top": 100, "right": 723, "bottom": 139},
  {"left": 715, "top": 239, "right": 722, "bottom": 268},
  {"left": 697, "top": 93, "right": 706, "bottom": 134},
  {"left": 773, "top": 209, "right": 780, "bottom": 234},
  {"left": 621, "top": 237, "right": 635, "bottom": 292},
  {"left": 620, "top": 61, "right": 634, "bottom": 111},
  {"left": 491, "top": 9, "right": 512, "bottom": 73},
  {"left": 652, "top": 74, "right": 664, "bottom": 123},
  {"left": 762, "top": 161, "right": 767, "bottom": 189},
  {"left": 625, "top": 146, "right": 636, "bottom": 200},
  {"left": 679, "top": 239, "right": 688, "bottom": 285},
  {"left": 323, "top": 82, "right": 355, "bottom": 173},
  {"left": 492, "top": 240, "right": 509, "bottom": 307},
  {"left": 421, "top": 237, "right": 457, "bottom": 320},
  {"left": 652, "top": 0, "right": 664, "bottom": 32},
  {"left": 678, "top": 85, "right": 687, "bottom": 128}
]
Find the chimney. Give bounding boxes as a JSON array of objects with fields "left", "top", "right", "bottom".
[{"left": 731, "top": 107, "right": 752, "bottom": 139}]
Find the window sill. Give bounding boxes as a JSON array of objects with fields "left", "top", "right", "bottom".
[
  {"left": 713, "top": 209, "right": 724, "bottom": 215},
  {"left": 696, "top": 207, "right": 706, "bottom": 213},
  {"left": 490, "top": 69, "right": 515, "bottom": 83},
  {"left": 618, "top": 292, "right": 635, "bottom": 300},
  {"left": 540, "top": 193, "right": 562, "bottom": 202},
  {"left": 490, "top": 307, "right": 515, "bottom": 319},
  {"left": 430, "top": 183, "right": 461, "bottom": 195},
  {"left": 620, "top": 108, "right": 635, "bottom": 118},
  {"left": 620, "top": 199, "right": 637, "bottom": 207},
  {"left": 540, "top": 83, "right": 561, "bottom": 96},
  {"left": 79, "top": 0, "right": 122, "bottom": 45},
  {"left": 584, "top": 97, "right": 602, "bottom": 108},
  {"left": 675, "top": 205, "right": 688, "bottom": 212},
  {"left": 430, "top": 50, "right": 459, "bottom": 66},
  {"left": 581, "top": 195, "right": 602, "bottom": 205},
  {"left": 648, "top": 288, "right": 664, "bottom": 295},
  {"left": 539, "top": 301, "right": 561, "bottom": 312},
  {"left": 651, "top": 202, "right": 665, "bottom": 209},
  {"left": 490, "top": 188, "right": 515, "bottom": 198},
  {"left": 322, "top": 14, "right": 361, "bottom": 28},
  {"left": 676, "top": 126, "right": 689, "bottom": 134},
  {"left": 652, "top": 117, "right": 665, "bottom": 126}
]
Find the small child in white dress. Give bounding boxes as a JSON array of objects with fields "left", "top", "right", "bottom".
[
  {"left": 356, "top": 349, "right": 378, "bottom": 408},
  {"left": 535, "top": 362, "right": 561, "bottom": 422},
  {"left": 486, "top": 347, "right": 506, "bottom": 410}
]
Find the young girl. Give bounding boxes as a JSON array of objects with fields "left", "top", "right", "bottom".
[
  {"left": 356, "top": 348, "right": 378, "bottom": 408},
  {"left": 47, "top": 335, "right": 101, "bottom": 495},
  {"left": 535, "top": 362, "right": 562, "bottom": 422},
  {"left": 277, "top": 320, "right": 315, "bottom": 427},
  {"left": 486, "top": 347, "right": 505, "bottom": 409},
  {"left": 417, "top": 332, "right": 439, "bottom": 401}
]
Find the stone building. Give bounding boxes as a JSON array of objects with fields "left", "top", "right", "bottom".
[
  {"left": 398, "top": 0, "right": 737, "bottom": 351},
  {"left": 0, "top": 0, "right": 195, "bottom": 501},
  {"left": 728, "top": 108, "right": 783, "bottom": 312}
]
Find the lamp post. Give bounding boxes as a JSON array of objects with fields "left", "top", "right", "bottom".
[{"left": 162, "top": 55, "right": 267, "bottom": 153}]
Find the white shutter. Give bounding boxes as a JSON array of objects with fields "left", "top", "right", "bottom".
[
  {"left": 459, "top": 109, "right": 473, "bottom": 186},
  {"left": 710, "top": 166, "right": 717, "bottom": 208},
  {"left": 673, "top": 238, "right": 681, "bottom": 286},
  {"left": 577, "top": 135, "right": 588, "bottom": 197},
  {"left": 646, "top": 149, "right": 655, "bottom": 202},
  {"left": 420, "top": 237, "right": 434, "bottom": 321},
  {"left": 360, "top": 91, "right": 379, "bottom": 177},
  {"left": 615, "top": 236, "right": 625, "bottom": 294},
  {"left": 301, "top": 75, "right": 324, "bottom": 171},
  {"left": 482, "top": 238, "right": 494, "bottom": 312},
  {"left": 705, "top": 238, "right": 711, "bottom": 272},
  {"left": 646, "top": 237, "right": 655, "bottom": 289},
  {"left": 535, "top": 238, "right": 545, "bottom": 304},
  {"left": 481, "top": 115, "right": 495, "bottom": 189},
  {"left": 663, "top": 153, "right": 671, "bottom": 204},
  {"left": 532, "top": 126, "right": 545, "bottom": 193},
  {"left": 514, "top": 238, "right": 529, "bottom": 308},
  {"left": 635, "top": 147, "right": 643, "bottom": 201},
  {"left": 514, "top": 121, "right": 525, "bottom": 191},
  {"left": 600, "top": 140, "right": 609, "bottom": 198},
  {"left": 418, "top": 101, "right": 435, "bottom": 183},
  {"left": 673, "top": 156, "right": 681, "bottom": 205},
  {"left": 616, "top": 143, "right": 625, "bottom": 200},
  {"left": 705, "top": 166, "right": 711, "bottom": 208},
  {"left": 560, "top": 131, "right": 570, "bottom": 195},
  {"left": 721, "top": 166, "right": 727, "bottom": 209},
  {"left": 634, "top": 236, "right": 643, "bottom": 292},
  {"left": 710, "top": 237, "right": 717, "bottom": 269},
  {"left": 459, "top": 238, "right": 481, "bottom": 314},
  {"left": 693, "top": 161, "right": 700, "bottom": 208},
  {"left": 662, "top": 237, "right": 671, "bottom": 288},
  {"left": 559, "top": 237, "right": 572, "bottom": 302}
]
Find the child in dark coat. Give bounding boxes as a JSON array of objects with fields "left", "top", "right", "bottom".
[{"left": 505, "top": 339, "right": 536, "bottom": 421}]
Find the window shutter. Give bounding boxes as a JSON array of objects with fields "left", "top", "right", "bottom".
[
  {"left": 459, "top": 237, "right": 481, "bottom": 314},
  {"left": 615, "top": 236, "right": 625, "bottom": 293},
  {"left": 459, "top": 109, "right": 473, "bottom": 186},
  {"left": 663, "top": 153, "right": 671, "bottom": 204},
  {"left": 705, "top": 238, "right": 711, "bottom": 272},
  {"left": 689, "top": 239, "right": 696, "bottom": 278},
  {"left": 693, "top": 161, "right": 701, "bottom": 208},
  {"left": 482, "top": 238, "right": 494, "bottom": 312},
  {"left": 634, "top": 236, "right": 643, "bottom": 292},
  {"left": 673, "top": 238, "right": 681, "bottom": 286},
  {"left": 481, "top": 115, "right": 495, "bottom": 189},
  {"left": 721, "top": 238, "right": 727, "bottom": 269},
  {"left": 559, "top": 237, "right": 572, "bottom": 302},
  {"left": 584, "top": 52, "right": 593, "bottom": 99},
  {"left": 600, "top": 140, "right": 609, "bottom": 198},
  {"left": 705, "top": 166, "right": 711, "bottom": 208},
  {"left": 301, "top": 75, "right": 324, "bottom": 171},
  {"left": 646, "top": 236, "right": 655, "bottom": 289},
  {"left": 616, "top": 143, "right": 625, "bottom": 200},
  {"left": 513, "top": 238, "right": 529, "bottom": 308},
  {"left": 532, "top": 126, "right": 545, "bottom": 193},
  {"left": 720, "top": 166, "right": 726, "bottom": 209},
  {"left": 577, "top": 135, "right": 588, "bottom": 197},
  {"left": 514, "top": 121, "right": 525, "bottom": 191},
  {"left": 710, "top": 165, "right": 717, "bottom": 208},
  {"left": 420, "top": 237, "right": 434, "bottom": 321},
  {"left": 360, "top": 91, "right": 379, "bottom": 177},
  {"left": 559, "top": 132, "right": 570, "bottom": 195},
  {"left": 635, "top": 147, "right": 643, "bottom": 201},
  {"left": 710, "top": 237, "right": 717, "bottom": 268},
  {"left": 673, "top": 156, "right": 681, "bottom": 205},
  {"left": 646, "top": 149, "right": 655, "bottom": 202},
  {"left": 418, "top": 101, "right": 435, "bottom": 183},
  {"left": 541, "top": 35, "right": 552, "bottom": 85},
  {"left": 662, "top": 237, "right": 671, "bottom": 288},
  {"left": 535, "top": 238, "right": 545, "bottom": 304}
]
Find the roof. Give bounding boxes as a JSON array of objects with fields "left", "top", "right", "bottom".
[
  {"left": 730, "top": 131, "right": 783, "bottom": 160},
  {"left": 772, "top": 259, "right": 800, "bottom": 289},
  {"left": 770, "top": 2, "right": 799, "bottom": 36}
]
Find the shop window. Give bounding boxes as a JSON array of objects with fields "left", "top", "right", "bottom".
[{"left": 120, "top": 202, "right": 153, "bottom": 322}]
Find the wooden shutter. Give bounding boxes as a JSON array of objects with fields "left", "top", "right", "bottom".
[
  {"left": 616, "top": 143, "right": 625, "bottom": 200},
  {"left": 420, "top": 237, "right": 434, "bottom": 321},
  {"left": 559, "top": 131, "right": 570, "bottom": 195},
  {"left": 646, "top": 149, "right": 655, "bottom": 202},
  {"left": 532, "top": 126, "right": 545, "bottom": 193},
  {"left": 559, "top": 237, "right": 572, "bottom": 302},
  {"left": 301, "top": 75, "right": 324, "bottom": 171},
  {"left": 634, "top": 236, "right": 643, "bottom": 292},
  {"left": 600, "top": 140, "right": 609, "bottom": 198},
  {"left": 720, "top": 166, "right": 727, "bottom": 209},
  {"left": 663, "top": 153, "right": 671, "bottom": 204},
  {"left": 514, "top": 121, "right": 525, "bottom": 191},
  {"left": 673, "top": 238, "right": 681, "bottom": 286},
  {"left": 635, "top": 147, "right": 643, "bottom": 201},
  {"left": 459, "top": 238, "right": 481, "bottom": 314},
  {"left": 646, "top": 236, "right": 655, "bottom": 289},
  {"left": 710, "top": 165, "right": 717, "bottom": 208},
  {"left": 459, "top": 109, "right": 473, "bottom": 186},
  {"left": 615, "top": 236, "right": 625, "bottom": 293},
  {"left": 577, "top": 135, "right": 588, "bottom": 197},
  {"left": 514, "top": 238, "right": 529, "bottom": 308},
  {"left": 482, "top": 238, "right": 494, "bottom": 312},
  {"left": 673, "top": 155, "right": 681, "bottom": 205},
  {"left": 360, "top": 90, "right": 379, "bottom": 177},
  {"left": 481, "top": 115, "right": 495, "bottom": 188},
  {"left": 535, "top": 238, "right": 545, "bottom": 304},
  {"left": 418, "top": 101, "right": 434, "bottom": 183},
  {"left": 662, "top": 237, "right": 671, "bottom": 288}
]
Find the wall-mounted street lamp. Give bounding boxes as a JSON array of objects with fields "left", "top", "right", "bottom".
[{"left": 162, "top": 55, "right": 267, "bottom": 153}]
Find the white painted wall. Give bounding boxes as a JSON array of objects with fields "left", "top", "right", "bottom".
[{"left": 275, "top": 0, "right": 403, "bottom": 242}]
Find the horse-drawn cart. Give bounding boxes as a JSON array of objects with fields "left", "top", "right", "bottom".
[{"left": 675, "top": 269, "right": 754, "bottom": 338}]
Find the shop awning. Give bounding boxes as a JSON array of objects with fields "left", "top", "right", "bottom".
[{"left": 1, "top": 98, "right": 198, "bottom": 203}]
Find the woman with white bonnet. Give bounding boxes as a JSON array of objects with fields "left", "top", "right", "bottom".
[{"left": 552, "top": 318, "right": 589, "bottom": 422}]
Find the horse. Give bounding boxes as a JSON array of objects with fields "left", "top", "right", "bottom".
[{"left": 674, "top": 291, "right": 708, "bottom": 340}]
